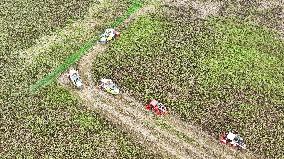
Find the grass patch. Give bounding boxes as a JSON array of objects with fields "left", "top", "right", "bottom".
[{"left": 0, "top": 0, "right": 95, "bottom": 53}]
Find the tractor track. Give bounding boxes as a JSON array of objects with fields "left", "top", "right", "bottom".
[{"left": 58, "top": 2, "right": 257, "bottom": 159}]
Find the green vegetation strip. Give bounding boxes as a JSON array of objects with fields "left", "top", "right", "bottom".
[{"left": 30, "top": 0, "right": 143, "bottom": 92}]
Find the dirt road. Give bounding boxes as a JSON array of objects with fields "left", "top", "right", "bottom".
[{"left": 58, "top": 2, "right": 257, "bottom": 159}]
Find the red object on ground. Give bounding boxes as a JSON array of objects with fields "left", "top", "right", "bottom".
[
  {"left": 220, "top": 132, "right": 227, "bottom": 144},
  {"left": 114, "top": 31, "right": 120, "bottom": 38},
  {"left": 145, "top": 104, "right": 151, "bottom": 110},
  {"left": 145, "top": 99, "right": 167, "bottom": 116}
]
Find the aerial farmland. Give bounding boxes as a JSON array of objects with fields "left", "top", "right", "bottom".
[{"left": 1, "top": 0, "right": 283, "bottom": 158}]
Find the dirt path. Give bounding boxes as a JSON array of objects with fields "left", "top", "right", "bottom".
[{"left": 58, "top": 2, "right": 257, "bottom": 159}]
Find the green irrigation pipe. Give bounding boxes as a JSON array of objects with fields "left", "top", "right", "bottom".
[{"left": 30, "top": 0, "right": 143, "bottom": 93}]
